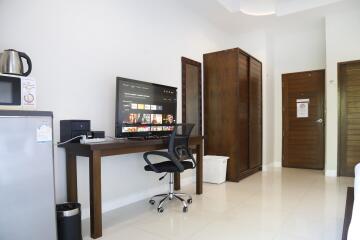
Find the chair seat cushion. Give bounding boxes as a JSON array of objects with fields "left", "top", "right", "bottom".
[{"left": 144, "top": 161, "right": 194, "bottom": 173}]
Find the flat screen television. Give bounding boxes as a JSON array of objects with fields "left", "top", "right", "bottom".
[{"left": 115, "top": 77, "right": 177, "bottom": 138}]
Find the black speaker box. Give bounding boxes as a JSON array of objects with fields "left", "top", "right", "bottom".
[{"left": 60, "top": 120, "right": 91, "bottom": 143}]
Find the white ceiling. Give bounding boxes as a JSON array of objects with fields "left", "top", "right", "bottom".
[
  {"left": 217, "top": 0, "right": 344, "bottom": 16},
  {"left": 275, "top": 0, "right": 345, "bottom": 16},
  {"left": 180, "top": 0, "right": 359, "bottom": 34}
]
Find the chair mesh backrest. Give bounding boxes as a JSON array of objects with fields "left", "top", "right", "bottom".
[{"left": 168, "top": 124, "right": 194, "bottom": 156}]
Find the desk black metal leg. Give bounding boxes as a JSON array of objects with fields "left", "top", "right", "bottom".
[
  {"left": 196, "top": 143, "right": 203, "bottom": 195},
  {"left": 66, "top": 151, "right": 78, "bottom": 202},
  {"left": 89, "top": 151, "right": 102, "bottom": 239}
]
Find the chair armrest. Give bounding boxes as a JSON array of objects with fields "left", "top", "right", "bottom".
[
  {"left": 175, "top": 146, "right": 197, "bottom": 168},
  {"left": 187, "top": 148, "right": 197, "bottom": 168},
  {"left": 143, "top": 151, "right": 185, "bottom": 172}
]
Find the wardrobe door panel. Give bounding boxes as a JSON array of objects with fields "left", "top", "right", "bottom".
[
  {"left": 249, "top": 58, "right": 262, "bottom": 168},
  {"left": 238, "top": 52, "right": 250, "bottom": 173},
  {"left": 204, "top": 49, "right": 240, "bottom": 181}
]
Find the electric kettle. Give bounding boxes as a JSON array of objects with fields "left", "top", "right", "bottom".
[{"left": 0, "top": 49, "right": 32, "bottom": 76}]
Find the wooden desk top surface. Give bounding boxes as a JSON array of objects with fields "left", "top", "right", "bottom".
[{"left": 58, "top": 136, "right": 203, "bottom": 156}]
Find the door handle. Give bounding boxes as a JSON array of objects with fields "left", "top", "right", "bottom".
[{"left": 316, "top": 119, "right": 323, "bottom": 123}]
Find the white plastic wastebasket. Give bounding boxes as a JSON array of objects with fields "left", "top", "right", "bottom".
[{"left": 203, "top": 155, "right": 229, "bottom": 184}]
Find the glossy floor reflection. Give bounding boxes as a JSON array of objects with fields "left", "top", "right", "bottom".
[{"left": 83, "top": 167, "right": 354, "bottom": 240}]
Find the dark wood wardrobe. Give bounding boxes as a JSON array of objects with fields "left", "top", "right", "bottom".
[{"left": 204, "top": 48, "right": 262, "bottom": 182}]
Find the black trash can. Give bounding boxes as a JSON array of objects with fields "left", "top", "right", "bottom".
[{"left": 56, "top": 203, "right": 83, "bottom": 240}]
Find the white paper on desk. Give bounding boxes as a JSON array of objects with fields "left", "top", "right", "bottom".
[{"left": 296, "top": 99, "right": 309, "bottom": 118}]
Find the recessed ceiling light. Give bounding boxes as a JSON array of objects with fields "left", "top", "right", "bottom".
[
  {"left": 239, "top": 9, "right": 275, "bottom": 16},
  {"left": 218, "top": 0, "right": 276, "bottom": 16}
]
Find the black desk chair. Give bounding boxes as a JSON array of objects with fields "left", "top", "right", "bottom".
[{"left": 143, "top": 124, "right": 196, "bottom": 213}]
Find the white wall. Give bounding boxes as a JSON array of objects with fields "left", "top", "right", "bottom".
[
  {"left": 268, "top": 8, "right": 360, "bottom": 175},
  {"left": 271, "top": 23, "right": 327, "bottom": 165},
  {"left": 265, "top": 33, "right": 275, "bottom": 166},
  {"left": 325, "top": 9, "right": 360, "bottom": 175},
  {"left": 0, "top": 0, "right": 233, "bottom": 218},
  {"left": 255, "top": 8, "right": 360, "bottom": 175},
  {"left": 232, "top": 23, "right": 327, "bottom": 169}
]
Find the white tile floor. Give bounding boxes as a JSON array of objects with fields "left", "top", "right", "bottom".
[{"left": 83, "top": 167, "right": 354, "bottom": 240}]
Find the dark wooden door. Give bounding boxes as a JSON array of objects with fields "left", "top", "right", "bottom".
[
  {"left": 339, "top": 61, "right": 360, "bottom": 177},
  {"left": 249, "top": 58, "right": 262, "bottom": 169},
  {"left": 282, "top": 70, "right": 325, "bottom": 169},
  {"left": 181, "top": 57, "right": 202, "bottom": 136}
]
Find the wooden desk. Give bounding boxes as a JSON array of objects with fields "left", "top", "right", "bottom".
[{"left": 59, "top": 136, "right": 203, "bottom": 239}]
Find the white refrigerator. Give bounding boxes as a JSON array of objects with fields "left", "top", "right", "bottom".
[{"left": 0, "top": 111, "right": 57, "bottom": 240}]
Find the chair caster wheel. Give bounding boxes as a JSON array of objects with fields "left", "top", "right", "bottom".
[
  {"left": 183, "top": 206, "right": 188, "bottom": 213},
  {"left": 187, "top": 199, "right": 192, "bottom": 204},
  {"left": 157, "top": 207, "right": 164, "bottom": 213},
  {"left": 149, "top": 200, "right": 155, "bottom": 205}
]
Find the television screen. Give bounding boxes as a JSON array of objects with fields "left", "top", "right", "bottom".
[{"left": 116, "top": 77, "right": 177, "bottom": 138}]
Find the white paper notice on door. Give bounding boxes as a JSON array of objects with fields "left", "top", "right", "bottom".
[{"left": 296, "top": 99, "right": 310, "bottom": 118}]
